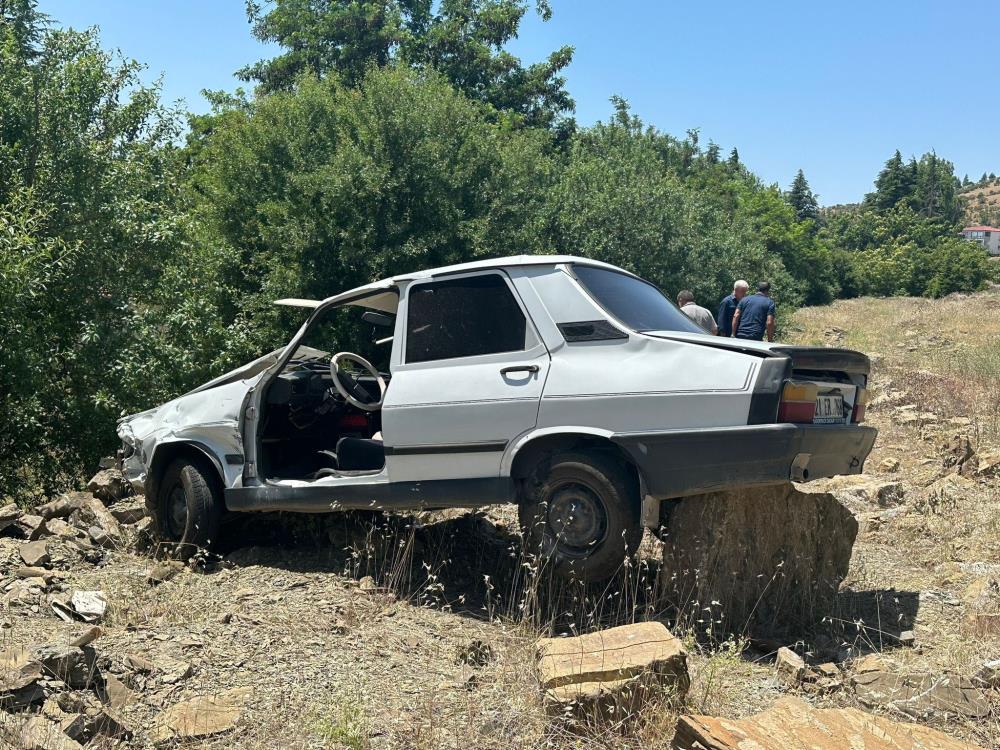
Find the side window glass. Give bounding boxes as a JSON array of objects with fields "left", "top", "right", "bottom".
[{"left": 406, "top": 274, "right": 527, "bottom": 363}]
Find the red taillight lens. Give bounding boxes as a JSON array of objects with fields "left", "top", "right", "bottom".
[
  {"left": 778, "top": 382, "right": 818, "bottom": 424},
  {"left": 851, "top": 388, "right": 868, "bottom": 423}
]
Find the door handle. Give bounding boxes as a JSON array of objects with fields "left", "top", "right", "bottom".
[{"left": 500, "top": 364, "right": 539, "bottom": 375}]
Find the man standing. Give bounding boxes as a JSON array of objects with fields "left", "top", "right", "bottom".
[
  {"left": 732, "top": 281, "right": 776, "bottom": 342},
  {"left": 717, "top": 280, "right": 748, "bottom": 337},
  {"left": 677, "top": 290, "right": 718, "bottom": 334}
]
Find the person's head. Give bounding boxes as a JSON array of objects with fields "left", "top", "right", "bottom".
[
  {"left": 677, "top": 289, "right": 695, "bottom": 306},
  {"left": 757, "top": 281, "right": 771, "bottom": 296},
  {"left": 733, "top": 279, "right": 749, "bottom": 300}
]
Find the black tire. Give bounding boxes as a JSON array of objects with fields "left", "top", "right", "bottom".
[
  {"left": 157, "top": 458, "right": 223, "bottom": 558},
  {"left": 519, "top": 451, "right": 642, "bottom": 582}
]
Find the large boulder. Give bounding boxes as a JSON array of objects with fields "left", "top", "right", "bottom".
[
  {"left": 672, "top": 697, "right": 983, "bottom": 750},
  {"left": 659, "top": 483, "right": 857, "bottom": 640}
]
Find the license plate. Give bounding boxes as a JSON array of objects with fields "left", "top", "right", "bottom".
[{"left": 814, "top": 394, "right": 845, "bottom": 424}]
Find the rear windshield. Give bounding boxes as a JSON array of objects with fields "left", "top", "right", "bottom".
[{"left": 573, "top": 265, "right": 704, "bottom": 334}]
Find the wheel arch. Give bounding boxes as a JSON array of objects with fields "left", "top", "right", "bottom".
[
  {"left": 145, "top": 440, "right": 226, "bottom": 516},
  {"left": 507, "top": 429, "right": 646, "bottom": 502}
]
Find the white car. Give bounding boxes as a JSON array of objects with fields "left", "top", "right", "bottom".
[{"left": 118, "top": 256, "right": 876, "bottom": 580}]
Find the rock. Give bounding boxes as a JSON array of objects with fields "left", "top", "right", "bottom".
[
  {"left": 852, "top": 670, "right": 989, "bottom": 718},
  {"left": 150, "top": 687, "right": 251, "bottom": 742},
  {"left": 92, "top": 707, "right": 132, "bottom": 740},
  {"left": 44, "top": 518, "right": 78, "bottom": 538},
  {"left": 917, "top": 473, "right": 974, "bottom": 510},
  {"left": 109, "top": 498, "right": 146, "bottom": 525},
  {"left": 20, "top": 540, "right": 50, "bottom": 567},
  {"left": 877, "top": 457, "right": 900, "bottom": 473},
  {"left": 14, "top": 566, "right": 55, "bottom": 583},
  {"left": 976, "top": 452, "right": 1000, "bottom": 479},
  {"left": 72, "top": 494, "right": 122, "bottom": 545},
  {"left": 537, "top": 621, "right": 688, "bottom": 720},
  {"left": 660, "top": 483, "right": 856, "bottom": 640},
  {"left": 33, "top": 645, "right": 96, "bottom": 689},
  {"left": 35, "top": 496, "right": 81, "bottom": 521},
  {"left": 942, "top": 434, "right": 978, "bottom": 477},
  {"left": 86, "top": 469, "right": 129, "bottom": 504},
  {"left": 853, "top": 654, "right": 887, "bottom": 674},
  {"left": 774, "top": 647, "right": 805, "bottom": 682},
  {"left": 358, "top": 575, "right": 378, "bottom": 592},
  {"left": 0, "top": 502, "right": 23, "bottom": 529},
  {"left": 457, "top": 640, "right": 494, "bottom": 667},
  {"left": 973, "top": 659, "right": 1000, "bottom": 689},
  {"left": 17, "top": 514, "right": 47, "bottom": 540},
  {"left": 146, "top": 560, "right": 184, "bottom": 585},
  {"left": 99, "top": 673, "right": 136, "bottom": 709},
  {"left": 896, "top": 630, "right": 915, "bottom": 647},
  {"left": 73, "top": 591, "right": 107, "bottom": 623},
  {"left": 18, "top": 716, "right": 85, "bottom": 750},
  {"left": 123, "top": 653, "right": 157, "bottom": 674},
  {"left": 40, "top": 698, "right": 87, "bottom": 743},
  {"left": 68, "top": 627, "right": 102, "bottom": 648},
  {"left": 820, "top": 477, "right": 906, "bottom": 507},
  {"left": 88, "top": 526, "right": 114, "bottom": 548},
  {"left": 1, "top": 644, "right": 44, "bottom": 695},
  {"left": 672, "top": 696, "right": 983, "bottom": 750},
  {"left": 965, "top": 612, "right": 1000, "bottom": 636}
]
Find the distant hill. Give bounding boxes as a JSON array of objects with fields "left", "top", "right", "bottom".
[{"left": 959, "top": 177, "right": 1000, "bottom": 226}]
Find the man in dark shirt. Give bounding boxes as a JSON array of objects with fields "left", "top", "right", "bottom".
[
  {"left": 717, "top": 279, "right": 748, "bottom": 337},
  {"left": 732, "top": 282, "right": 776, "bottom": 342}
]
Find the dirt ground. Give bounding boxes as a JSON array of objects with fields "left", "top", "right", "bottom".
[{"left": 3, "top": 288, "right": 999, "bottom": 749}]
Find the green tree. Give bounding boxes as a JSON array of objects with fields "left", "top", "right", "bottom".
[
  {"left": 786, "top": 169, "right": 819, "bottom": 222},
  {"left": 865, "top": 150, "right": 914, "bottom": 211},
  {"left": 0, "top": 7, "right": 191, "bottom": 500},
  {"left": 238, "top": 0, "right": 574, "bottom": 129}
]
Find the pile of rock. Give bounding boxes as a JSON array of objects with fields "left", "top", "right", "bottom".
[{"left": 0, "top": 628, "right": 132, "bottom": 748}]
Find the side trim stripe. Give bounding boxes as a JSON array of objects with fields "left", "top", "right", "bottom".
[{"left": 384, "top": 440, "right": 508, "bottom": 456}]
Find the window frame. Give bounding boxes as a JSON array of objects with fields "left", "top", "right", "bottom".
[{"left": 397, "top": 270, "right": 544, "bottom": 369}]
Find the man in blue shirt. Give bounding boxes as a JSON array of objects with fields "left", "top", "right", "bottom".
[
  {"left": 717, "top": 279, "right": 748, "bottom": 337},
  {"left": 732, "top": 282, "right": 776, "bottom": 342}
]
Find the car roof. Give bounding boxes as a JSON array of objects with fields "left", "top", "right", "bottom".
[{"left": 299, "top": 255, "right": 635, "bottom": 309}]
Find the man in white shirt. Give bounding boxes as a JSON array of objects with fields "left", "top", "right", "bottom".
[{"left": 676, "top": 289, "right": 718, "bottom": 335}]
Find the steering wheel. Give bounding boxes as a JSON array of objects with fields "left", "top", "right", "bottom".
[{"left": 330, "top": 352, "right": 386, "bottom": 412}]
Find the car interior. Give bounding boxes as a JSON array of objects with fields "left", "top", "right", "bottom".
[{"left": 258, "top": 293, "right": 397, "bottom": 481}]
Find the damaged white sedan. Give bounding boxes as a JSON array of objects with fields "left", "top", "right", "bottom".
[{"left": 118, "top": 256, "right": 876, "bottom": 580}]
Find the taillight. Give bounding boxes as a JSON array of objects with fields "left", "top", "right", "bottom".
[
  {"left": 852, "top": 387, "right": 868, "bottom": 423},
  {"left": 778, "top": 382, "right": 818, "bottom": 423}
]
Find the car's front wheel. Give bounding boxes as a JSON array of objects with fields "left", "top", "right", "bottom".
[
  {"left": 157, "top": 458, "right": 223, "bottom": 557},
  {"left": 519, "top": 451, "right": 642, "bottom": 582}
]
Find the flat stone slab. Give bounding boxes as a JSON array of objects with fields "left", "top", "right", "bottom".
[
  {"left": 673, "top": 696, "right": 984, "bottom": 750},
  {"left": 852, "top": 670, "right": 989, "bottom": 719},
  {"left": 537, "top": 621, "right": 688, "bottom": 691}
]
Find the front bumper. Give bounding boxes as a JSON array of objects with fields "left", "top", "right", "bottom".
[{"left": 612, "top": 424, "right": 877, "bottom": 500}]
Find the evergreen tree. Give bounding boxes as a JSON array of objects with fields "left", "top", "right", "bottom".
[
  {"left": 866, "top": 150, "right": 914, "bottom": 211},
  {"left": 786, "top": 169, "right": 819, "bottom": 222},
  {"left": 727, "top": 147, "right": 740, "bottom": 169},
  {"left": 705, "top": 141, "right": 720, "bottom": 165}
]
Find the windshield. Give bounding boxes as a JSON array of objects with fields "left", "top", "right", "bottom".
[{"left": 572, "top": 265, "right": 704, "bottom": 334}]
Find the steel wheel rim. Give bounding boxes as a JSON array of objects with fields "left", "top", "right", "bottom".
[{"left": 546, "top": 480, "right": 608, "bottom": 554}]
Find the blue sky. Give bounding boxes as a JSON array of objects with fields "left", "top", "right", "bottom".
[{"left": 42, "top": 0, "right": 998, "bottom": 205}]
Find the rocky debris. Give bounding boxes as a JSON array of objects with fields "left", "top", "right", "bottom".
[
  {"left": 774, "top": 647, "right": 805, "bottom": 682},
  {"left": 358, "top": 575, "right": 379, "bottom": 592},
  {"left": 109, "top": 497, "right": 146, "bottom": 525},
  {"left": 660, "top": 483, "right": 856, "bottom": 640},
  {"left": 99, "top": 673, "right": 136, "bottom": 709},
  {"left": 146, "top": 560, "right": 184, "bottom": 585},
  {"left": 123, "top": 652, "right": 192, "bottom": 686},
  {"left": 33, "top": 646, "right": 96, "bottom": 690},
  {"left": 537, "top": 621, "right": 688, "bottom": 720},
  {"left": 976, "top": 452, "right": 1000, "bottom": 479},
  {"left": 852, "top": 654, "right": 887, "bottom": 674},
  {"left": 852, "top": 670, "right": 989, "bottom": 719},
  {"left": 877, "top": 457, "right": 900, "bottom": 473},
  {"left": 672, "top": 696, "right": 984, "bottom": 750},
  {"left": 0, "top": 502, "right": 23, "bottom": 530},
  {"left": 915, "top": 473, "right": 974, "bottom": 513},
  {"left": 20, "top": 540, "right": 51, "bottom": 567},
  {"left": 895, "top": 407, "right": 938, "bottom": 426},
  {"left": 51, "top": 591, "right": 107, "bottom": 624},
  {"left": 17, "top": 715, "right": 85, "bottom": 750},
  {"left": 35, "top": 497, "right": 80, "bottom": 521},
  {"left": 86, "top": 467, "right": 130, "bottom": 505},
  {"left": 941, "top": 434, "right": 978, "bottom": 477},
  {"left": 17, "top": 514, "right": 48, "bottom": 540},
  {"left": 973, "top": 659, "right": 1000, "bottom": 689},
  {"left": 817, "top": 476, "right": 906, "bottom": 508},
  {"left": 149, "top": 687, "right": 251, "bottom": 742}
]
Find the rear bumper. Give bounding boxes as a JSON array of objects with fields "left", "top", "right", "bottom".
[{"left": 612, "top": 424, "right": 877, "bottom": 499}]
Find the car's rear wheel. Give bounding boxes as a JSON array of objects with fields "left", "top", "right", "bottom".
[
  {"left": 519, "top": 451, "right": 642, "bottom": 582},
  {"left": 157, "top": 458, "right": 223, "bottom": 558}
]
